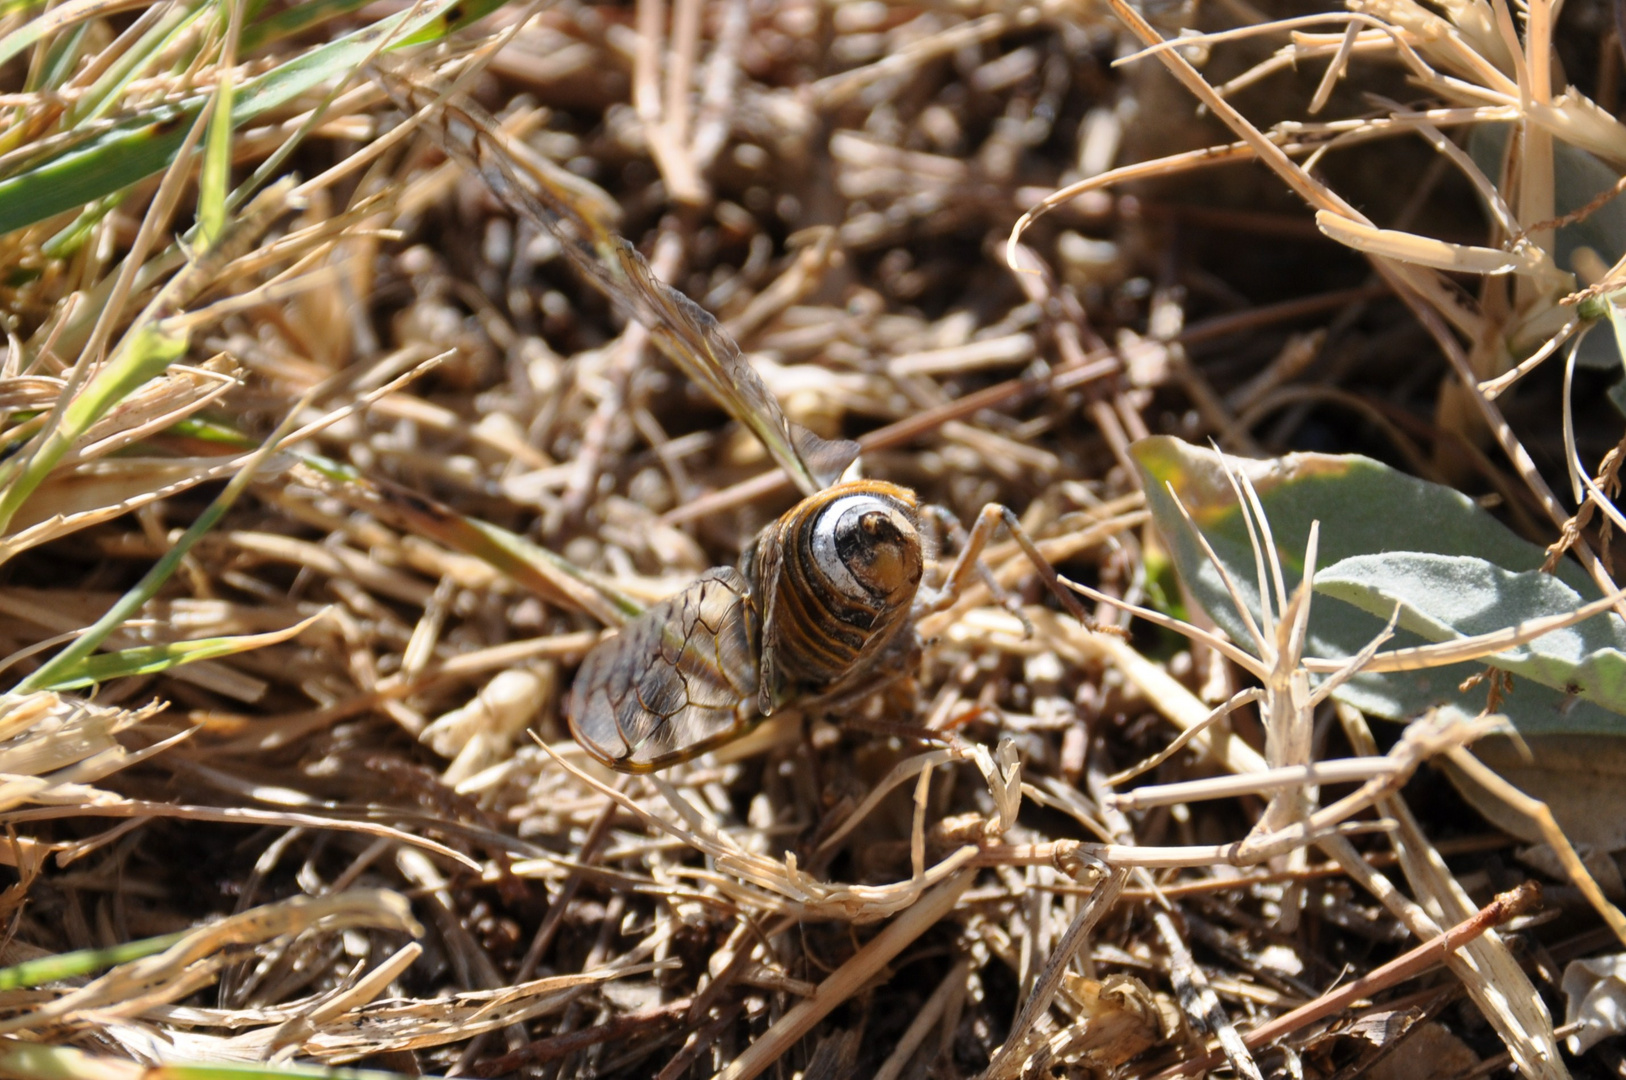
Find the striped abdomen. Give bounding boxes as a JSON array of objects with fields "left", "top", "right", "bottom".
[{"left": 748, "top": 480, "right": 924, "bottom": 713}]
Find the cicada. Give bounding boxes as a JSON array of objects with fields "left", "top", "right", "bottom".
[
  {"left": 378, "top": 63, "right": 1096, "bottom": 772},
  {"left": 568, "top": 479, "right": 927, "bottom": 770}
]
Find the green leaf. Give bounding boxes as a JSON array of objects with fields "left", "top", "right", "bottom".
[
  {"left": 1316, "top": 553, "right": 1626, "bottom": 714},
  {"left": 0, "top": 0, "right": 504, "bottom": 237},
  {"left": 239, "top": 0, "right": 377, "bottom": 52},
  {"left": 35, "top": 612, "right": 327, "bottom": 691},
  {"left": 1130, "top": 435, "right": 1626, "bottom": 736}
]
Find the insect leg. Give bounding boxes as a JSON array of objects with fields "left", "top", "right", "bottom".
[
  {"left": 921, "top": 504, "right": 1030, "bottom": 633},
  {"left": 922, "top": 505, "right": 1000, "bottom": 604},
  {"left": 926, "top": 504, "right": 1116, "bottom": 636}
]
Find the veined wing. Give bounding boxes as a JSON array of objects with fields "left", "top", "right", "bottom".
[
  {"left": 372, "top": 63, "right": 860, "bottom": 498},
  {"left": 566, "top": 568, "right": 762, "bottom": 772}
]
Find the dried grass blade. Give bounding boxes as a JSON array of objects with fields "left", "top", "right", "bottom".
[
  {"left": 1315, "top": 212, "right": 1543, "bottom": 274},
  {"left": 1338, "top": 708, "right": 1571, "bottom": 1080},
  {"left": 371, "top": 62, "right": 859, "bottom": 497},
  {"left": 981, "top": 866, "right": 1127, "bottom": 1079},
  {"left": 0, "top": 179, "right": 292, "bottom": 537},
  {"left": 0, "top": 0, "right": 154, "bottom": 72},
  {"left": 1, "top": 800, "right": 479, "bottom": 871},
  {"left": 311, "top": 465, "right": 638, "bottom": 627},
  {"left": 1447, "top": 747, "right": 1626, "bottom": 944},
  {"left": 712, "top": 868, "right": 976, "bottom": 1080},
  {"left": 871, "top": 958, "right": 971, "bottom": 1080},
  {"left": 1299, "top": 585, "right": 1626, "bottom": 674},
  {"left": 0, "top": 890, "right": 421, "bottom": 1036},
  {"left": 302, "top": 960, "right": 673, "bottom": 1058},
  {"left": 16, "top": 381, "right": 309, "bottom": 691},
  {"left": 1156, "top": 883, "right": 1542, "bottom": 1078}
]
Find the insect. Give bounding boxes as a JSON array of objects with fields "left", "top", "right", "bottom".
[
  {"left": 568, "top": 480, "right": 926, "bottom": 770},
  {"left": 377, "top": 62, "right": 1101, "bottom": 772}
]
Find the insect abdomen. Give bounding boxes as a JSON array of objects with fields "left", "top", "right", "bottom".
[{"left": 756, "top": 481, "right": 924, "bottom": 701}]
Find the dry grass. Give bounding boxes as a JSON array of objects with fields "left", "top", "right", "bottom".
[{"left": 0, "top": 0, "right": 1621, "bottom": 1077}]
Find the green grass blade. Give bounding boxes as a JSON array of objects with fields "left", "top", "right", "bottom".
[
  {"left": 0, "top": 320, "right": 189, "bottom": 532},
  {"left": 0, "top": 0, "right": 51, "bottom": 19},
  {"left": 195, "top": 2, "right": 241, "bottom": 250},
  {"left": 240, "top": 0, "right": 387, "bottom": 53},
  {"left": 32, "top": 21, "right": 88, "bottom": 91},
  {"left": 164, "top": 416, "right": 259, "bottom": 448},
  {"left": 0, "top": 106, "right": 194, "bottom": 234},
  {"left": 0, "top": 0, "right": 507, "bottom": 237},
  {"left": 36, "top": 612, "right": 327, "bottom": 691},
  {"left": 0, "top": 931, "right": 188, "bottom": 990},
  {"left": 0, "top": 0, "right": 152, "bottom": 71},
  {"left": 39, "top": 190, "right": 121, "bottom": 259},
  {"left": 16, "top": 405, "right": 305, "bottom": 692},
  {"left": 0, "top": 1045, "right": 412, "bottom": 1080}
]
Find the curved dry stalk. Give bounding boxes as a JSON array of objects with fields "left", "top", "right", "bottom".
[
  {"left": 1105, "top": 687, "right": 1265, "bottom": 786},
  {"left": 541, "top": 738, "right": 985, "bottom": 922},
  {"left": 712, "top": 867, "right": 977, "bottom": 1080},
  {"left": 813, "top": 746, "right": 977, "bottom": 858}
]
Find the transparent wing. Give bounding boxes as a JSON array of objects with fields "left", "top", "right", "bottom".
[
  {"left": 566, "top": 568, "right": 762, "bottom": 771},
  {"left": 373, "top": 63, "right": 859, "bottom": 497}
]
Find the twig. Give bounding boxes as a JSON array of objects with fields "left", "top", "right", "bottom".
[
  {"left": 712, "top": 869, "right": 976, "bottom": 1080},
  {"left": 872, "top": 957, "right": 971, "bottom": 1080},
  {"left": 1152, "top": 882, "right": 1542, "bottom": 1079},
  {"left": 980, "top": 865, "right": 1128, "bottom": 1079}
]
